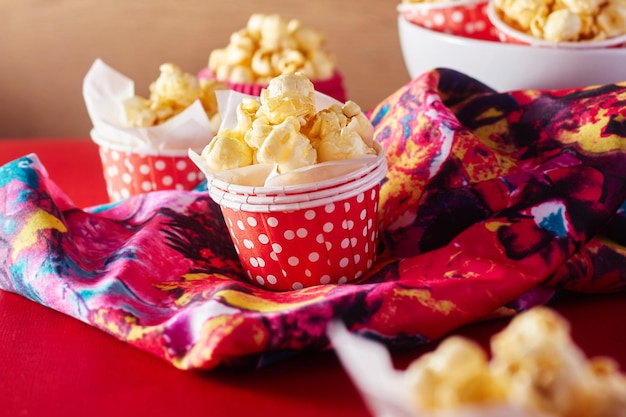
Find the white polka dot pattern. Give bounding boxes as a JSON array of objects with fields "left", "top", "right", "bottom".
[
  {"left": 220, "top": 186, "right": 381, "bottom": 291},
  {"left": 402, "top": 2, "right": 497, "bottom": 41},
  {"left": 98, "top": 146, "right": 205, "bottom": 202}
]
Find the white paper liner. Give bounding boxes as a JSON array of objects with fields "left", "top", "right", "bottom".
[
  {"left": 189, "top": 89, "right": 382, "bottom": 188},
  {"left": 209, "top": 159, "right": 387, "bottom": 212},
  {"left": 83, "top": 58, "right": 215, "bottom": 152},
  {"left": 327, "top": 321, "right": 555, "bottom": 417}
]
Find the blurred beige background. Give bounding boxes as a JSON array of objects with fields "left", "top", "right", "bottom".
[{"left": 0, "top": 0, "right": 410, "bottom": 138}]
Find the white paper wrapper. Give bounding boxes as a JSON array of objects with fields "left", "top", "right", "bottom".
[
  {"left": 83, "top": 58, "right": 214, "bottom": 152},
  {"left": 189, "top": 89, "right": 380, "bottom": 187},
  {"left": 326, "top": 321, "right": 553, "bottom": 417}
]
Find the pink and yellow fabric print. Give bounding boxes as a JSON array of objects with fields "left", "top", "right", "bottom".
[{"left": 1, "top": 68, "right": 626, "bottom": 370}]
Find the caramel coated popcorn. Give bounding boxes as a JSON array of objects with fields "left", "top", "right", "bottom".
[
  {"left": 404, "top": 336, "right": 506, "bottom": 410},
  {"left": 208, "top": 14, "right": 336, "bottom": 84},
  {"left": 404, "top": 307, "right": 626, "bottom": 416},
  {"left": 123, "top": 63, "right": 226, "bottom": 131},
  {"left": 200, "top": 72, "right": 375, "bottom": 174},
  {"left": 494, "top": 0, "right": 626, "bottom": 41}
]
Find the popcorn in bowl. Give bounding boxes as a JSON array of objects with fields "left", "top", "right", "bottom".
[
  {"left": 488, "top": 0, "right": 626, "bottom": 47},
  {"left": 200, "top": 13, "right": 347, "bottom": 102},
  {"left": 190, "top": 72, "right": 386, "bottom": 291},
  {"left": 328, "top": 306, "right": 626, "bottom": 417}
]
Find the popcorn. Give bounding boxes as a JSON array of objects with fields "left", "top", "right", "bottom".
[
  {"left": 403, "top": 307, "right": 626, "bottom": 416},
  {"left": 597, "top": 1, "right": 626, "bottom": 37},
  {"left": 208, "top": 14, "right": 336, "bottom": 84},
  {"left": 543, "top": 9, "right": 583, "bottom": 41},
  {"left": 303, "top": 102, "right": 376, "bottom": 162},
  {"left": 200, "top": 72, "right": 375, "bottom": 176},
  {"left": 563, "top": 0, "right": 605, "bottom": 14},
  {"left": 404, "top": 336, "right": 506, "bottom": 411},
  {"left": 200, "top": 135, "right": 253, "bottom": 172},
  {"left": 490, "top": 307, "right": 626, "bottom": 417},
  {"left": 255, "top": 116, "right": 317, "bottom": 172},
  {"left": 494, "top": 0, "right": 626, "bottom": 41},
  {"left": 123, "top": 63, "right": 226, "bottom": 131},
  {"left": 260, "top": 72, "right": 316, "bottom": 124}
]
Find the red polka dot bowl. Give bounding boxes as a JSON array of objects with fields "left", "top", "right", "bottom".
[
  {"left": 91, "top": 130, "right": 205, "bottom": 202},
  {"left": 205, "top": 146, "right": 388, "bottom": 292},
  {"left": 397, "top": 0, "right": 497, "bottom": 41}
]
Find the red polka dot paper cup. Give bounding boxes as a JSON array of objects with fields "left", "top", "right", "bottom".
[
  {"left": 206, "top": 147, "right": 387, "bottom": 292},
  {"left": 91, "top": 130, "right": 205, "bottom": 202},
  {"left": 198, "top": 67, "right": 347, "bottom": 103},
  {"left": 397, "top": 0, "right": 497, "bottom": 41}
]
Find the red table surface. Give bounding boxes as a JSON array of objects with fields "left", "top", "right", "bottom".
[{"left": 1, "top": 138, "right": 625, "bottom": 417}]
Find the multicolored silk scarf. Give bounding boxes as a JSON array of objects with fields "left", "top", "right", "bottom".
[{"left": 2, "top": 69, "right": 626, "bottom": 370}]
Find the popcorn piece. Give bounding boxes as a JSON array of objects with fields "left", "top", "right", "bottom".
[
  {"left": 543, "top": 9, "right": 583, "bottom": 41},
  {"left": 246, "top": 13, "right": 266, "bottom": 38},
  {"left": 289, "top": 20, "right": 324, "bottom": 52},
  {"left": 304, "top": 101, "right": 376, "bottom": 162},
  {"left": 258, "top": 14, "right": 292, "bottom": 51},
  {"left": 200, "top": 135, "right": 253, "bottom": 172},
  {"left": 150, "top": 63, "right": 200, "bottom": 108},
  {"left": 489, "top": 307, "right": 591, "bottom": 415},
  {"left": 495, "top": 0, "right": 549, "bottom": 31},
  {"left": 208, "top": 14, "right": 336, "bottom": 84},
  {"left": 597, "top": 1, "right": 626, "bottom": 37},
  {"left": 341, "top": 101, "right": 375, "bottom": 147},
  {"left": 251, "top": 49, "right": 274, "bottom": 77},
  {"left": 272, "top": 49, "right": 306, "bottom": 75},
  {"left": 229, "top": 30, "right": 256, "bottom": 63},
  {"left": 303, "top": 49, "right": 336, "bottom": 81},
  {"left": 404, "top": 336, "right": 506, "bottom": 411},
  {"left": 562, "top": 0, "right": 605, "bottom": 14},
  {"left": 255, "top": 116, "right": 317, "bottom": 172},
  {"left": 495, "top": 0, "right": 626, "bottom": 41},
  {"left": 123, "top": 96, "right": 158, "bottom": 127},
  {"left": 245, "top": 114, "right": 273, "bottom": 150},
  {"left": 236, "top": 97, "right": 262, "bottom": 133},
  {"left": 199, "top": 72, "right": 375, "bottom": 176},
  {"left": 260, "top": 72, "right": 316, "bottom": 125},
  {"left": 123, "top": 63, "right": 226, "bottom": 129}
]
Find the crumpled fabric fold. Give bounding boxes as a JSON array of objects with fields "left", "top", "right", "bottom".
[{"left": 1, "top": 68, "right": 625, "bottom": 370}]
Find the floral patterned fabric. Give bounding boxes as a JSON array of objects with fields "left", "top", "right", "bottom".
[{"left": 1, "top": 68, "right": 626, "bottom": 370}]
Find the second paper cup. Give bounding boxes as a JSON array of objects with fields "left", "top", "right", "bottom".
[
  {"left": 92, "top": 130, "right": 205, "bottom": 202},
  {"left": 210, "top": 158, "right": 387, "bottom": 291}
]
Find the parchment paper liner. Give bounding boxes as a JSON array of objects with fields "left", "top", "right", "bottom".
[{"left": 327, "top": 321, "right": 555, "bottom": 417}]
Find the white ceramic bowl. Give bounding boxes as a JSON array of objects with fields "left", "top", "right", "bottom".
[{"left": 398, "top": 14, "right": 626, "bottom": 92}]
